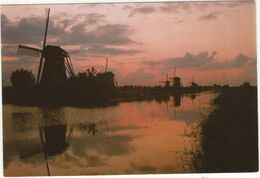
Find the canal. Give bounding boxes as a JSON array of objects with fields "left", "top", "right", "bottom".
[{"left": 3, "top": 92, "right": 217, "bottom": 176}]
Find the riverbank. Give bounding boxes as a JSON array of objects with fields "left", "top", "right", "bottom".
[
  {"left": 191, "top": 86, "right": 258, "bottom": 172},
  {"left": 2, "top": 85, "right": 215, "bottom": 107}
]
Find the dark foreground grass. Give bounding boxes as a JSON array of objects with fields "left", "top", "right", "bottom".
[{"left": 192, "top": 87, "right": 258, "bottom": 173}]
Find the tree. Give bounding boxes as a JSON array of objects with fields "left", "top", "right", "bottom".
[
  {"left": 242, "top": 82, "right": 251, "bottom": 88},
  {"left": 10, "top": 68, "right": 35, "bottom": 90}
]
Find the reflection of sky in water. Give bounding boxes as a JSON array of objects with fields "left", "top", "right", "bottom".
[{"left": 3, "top": 92, "right": 217, "bottom": 176}]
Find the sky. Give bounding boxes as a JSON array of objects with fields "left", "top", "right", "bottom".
[{"left": 0, "top": 0, "right": 257, "bottom": 86}]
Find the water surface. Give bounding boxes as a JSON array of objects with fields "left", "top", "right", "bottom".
[{"left": 3, "top": 92, "right": 216, "bottom": 176}]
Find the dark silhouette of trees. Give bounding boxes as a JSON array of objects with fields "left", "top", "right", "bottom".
[
  {"left": 241, "top": 82, "right": 251, "bottom": 88},
  {"left": 10, "top": 68, "right": 35, "bottom": 90},
  {"left": 65, "top": 67, "right": 118, "bottom": 104},
  {"left": 190, "top": 87, "right": 258, "bottom": 172},
  {"left": 5, "top": 66, "right": 255, "bottom": 107},
  {"left": 3, "top": 68, "right": 36, "bottom": 104}
]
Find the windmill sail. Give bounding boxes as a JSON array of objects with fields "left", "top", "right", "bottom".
[
  {"left": 37, "top": 8, "right": 50, "bottom": 84},
  {"left": 17, "top": 45, "right": 41, "bottom": 57}
]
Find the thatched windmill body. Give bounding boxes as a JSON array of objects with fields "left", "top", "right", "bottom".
[{"left": 95, "top": 57, "right": 118, "bottom": 97}]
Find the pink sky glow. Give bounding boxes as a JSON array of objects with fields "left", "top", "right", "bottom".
[{"left": 1, "top": 1, "right": 257, "bottom": 86}]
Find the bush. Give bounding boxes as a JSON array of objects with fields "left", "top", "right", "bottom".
[{"left": 10, "top": 68, "right": 35, "bottom": 90}]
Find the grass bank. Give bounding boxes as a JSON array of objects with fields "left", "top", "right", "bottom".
[{"left": 191, "top": 87, "right": 258, "bottom": 172}]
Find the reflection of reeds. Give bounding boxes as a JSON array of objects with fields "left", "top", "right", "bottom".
[
  {"left": 188, "top": 87, "right": 258, "bottom": 173},
  {"left": 177, "top": 123, "right": 202, "bottom": 172}
]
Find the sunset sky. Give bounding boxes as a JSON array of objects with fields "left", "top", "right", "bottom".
[{"left": 1, "top": 0, "right": 256, "bottom": 86}]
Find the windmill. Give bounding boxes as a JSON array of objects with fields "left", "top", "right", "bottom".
[
  {"left": 98, "top": 56, "right": 118, "bottom": 93},
  {"left": 159, "top": 73, "right": 171, "bottom": 88},
  {"left": 170, "top": 68, "right": 183, "bottom": 90},
  {"left": 17, "top": 9, "right": 75, "bottom": 92}
]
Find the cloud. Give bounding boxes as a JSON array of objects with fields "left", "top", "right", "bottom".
[
  {"left": 198, "top": 11, "right": 219, "bottom": 21},
  {"left": 159, "top": 1, "right": 251, "bottom": 15},
  {"left": 123, "top": 5, "right": 135, "bottom": 10},
  {"left": 1, "top": 14, "right": 140, "bottom": 58},
  {"left": 63, "top": 23, "right": 136, "bottom": 46},
  {"left": 129, "top": 6, "right": 156, "bottom": 17},
  {"left": 82, "top": 13, "right": 106, "bottom": 25},
  {"left": 207, "top": 53, "right": 256, "bottom": 69},
  {"left": 143, "top": 51, "right": 217, "bottom": 69},
  {"left": 193, "top": 2, "right": 209, "bottom": 11},
  {"left": 86, "top": 45, "right": 140, "bottom": 56},
  {"left": 1, "top": 14, "right": 62, "bottom": 45},
  {"left": 213, "top": 1, "right": 253, "bottom": 8},
  {"left": 67, "top": 13, "right": 106, "bottom": 26},
  {"left": 143, "top": 51, "right": 255, "bottom": 71},
  {"left": 1, "top": 13, "right": 136, "bottom": 47},
  {"left": 121, "top": 67, "right": 156, "bottom": 85},
  {"left": 159, "top": 3, "right": 191, "bottom": 14}
]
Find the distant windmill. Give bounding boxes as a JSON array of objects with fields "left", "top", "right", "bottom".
[
  {"left": 99, "top": 56, "right": 118, "bottom": 91},
  {"left": 159, "top": 73, "right": 171, "bottom": 88},
  {"left": 17, "top": 9, "right": 75, "bottom": 91},
  {"left": 170, "top": 68, "right": 183, "bottom": 90}
]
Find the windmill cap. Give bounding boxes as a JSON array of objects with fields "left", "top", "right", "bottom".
[{"left": 43, "top": 45, "right": 69, "bottom": 57}]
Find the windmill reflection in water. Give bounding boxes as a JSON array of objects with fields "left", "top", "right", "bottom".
[
  {"left": 153, "top": 93, "right": 183, "bottom": 115},
  {"left": 17, "top": 118, "right": 73, "bottom": 176}
]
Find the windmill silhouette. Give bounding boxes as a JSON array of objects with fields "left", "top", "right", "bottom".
[
  {"left": 17, "top": 9, "right": 75, "bottom": 92},
  {"left": 97, "top": 56, "right": 118, "bottom": 96},
  {"left": 170, "top": 68, "right": 183, "bottom": 90},
  {"left": 159, "top": 73, "right": 171, "bottom": 88}
]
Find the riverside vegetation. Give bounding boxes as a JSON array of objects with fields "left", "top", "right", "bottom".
[{"left": 189, "top": 86, "right": 258, "bottom": 172}]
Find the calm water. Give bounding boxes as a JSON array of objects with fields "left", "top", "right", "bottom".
[{"left": 3, "top": 92, "right": 217, "bottom": 176}]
